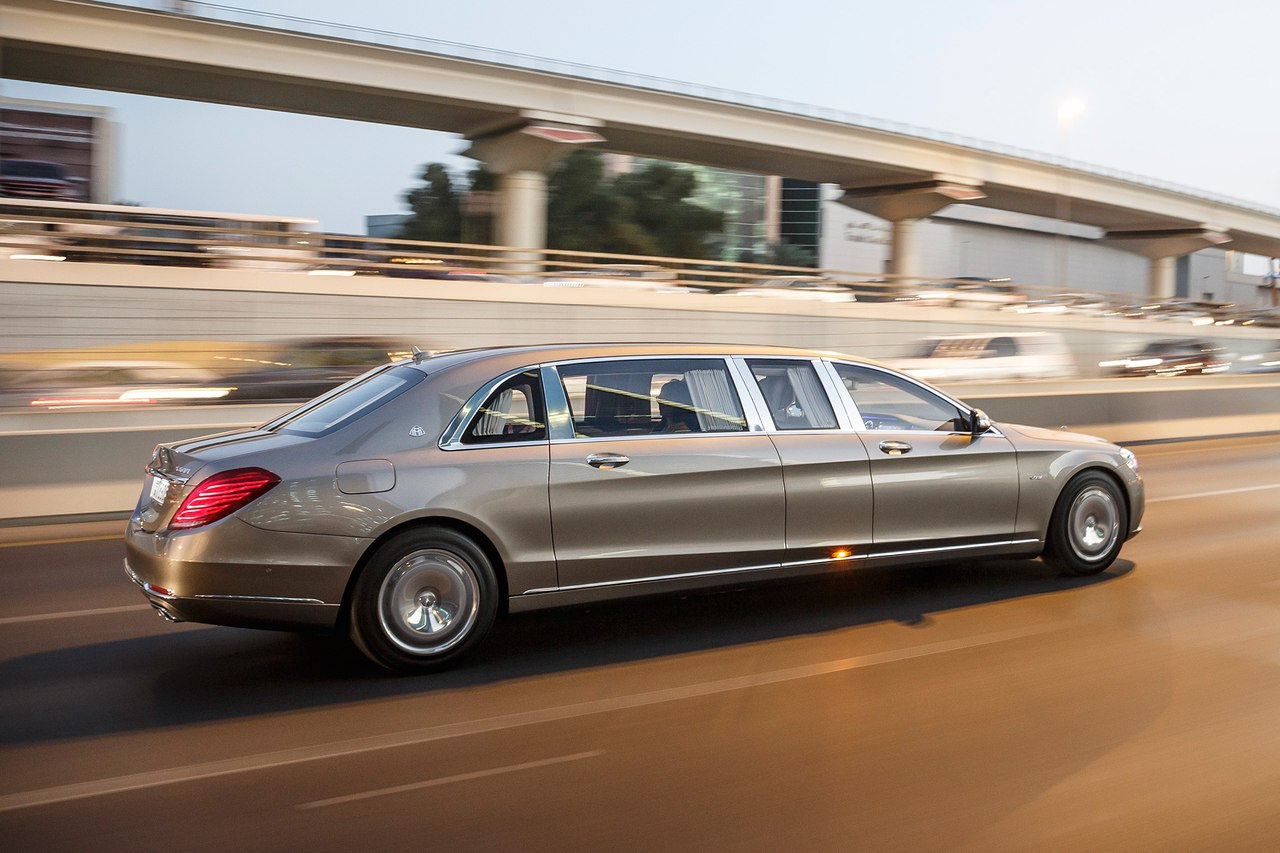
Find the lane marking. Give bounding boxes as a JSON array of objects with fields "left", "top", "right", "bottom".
[
  {"left": 297, "top": 751, "right": 604, "bottom": 810},
  {"left": 0, "top": 604, "right": 152, "bottom": 626},
  {"left": 0, "top": 622, "right": 1058, "bottom": 813},
  {"left": 0, "top": 535, "right": 120, "bottom": 550},
  {"left": 1148, "top": 483, "right": 1280, "bottom": 503}
]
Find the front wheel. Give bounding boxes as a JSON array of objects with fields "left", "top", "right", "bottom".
[
  {"left": 348, "top": 527, "right": 499, "bottom": 673},
  {"left": 1043, "top": 472, "right": 1128, "bottom": 576}
]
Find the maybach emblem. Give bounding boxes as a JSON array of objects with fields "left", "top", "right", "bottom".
[{"left": 408, "top": 425, "right": 426, "bottom": 437}]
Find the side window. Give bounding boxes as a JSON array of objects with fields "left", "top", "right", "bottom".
[
  {"left": 833, "top": 363, "right": 965, "bottom": 432},
  {"left": 746, "top": 359, "right": 837, "bottom": 430},
  {"left": 461, "top": 370, "right": 547, "bottom": 444},
  {"left": 555, "top": 358, "right": 746, "bottom": 438}
]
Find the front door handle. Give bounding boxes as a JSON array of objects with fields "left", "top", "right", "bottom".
[
  {"left": 587, "top": 452, "right": 630, "bottom": 469},
  {"left": 877, "top": 440, "right": 913, "bottom": 456}
]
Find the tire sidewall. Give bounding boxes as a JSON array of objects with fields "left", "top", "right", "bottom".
[{"left": 349, "top": 528, "right": 499, "bottom": 673}]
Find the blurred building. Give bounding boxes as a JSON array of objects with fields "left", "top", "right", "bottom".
[
  {"left": 0, "top": 96, "right": 117, "bottom": 203},
  {"left": 821, "top": 193, "right": 1276, "bottom": 304},
  {"left": 365, "top": 213, "right": 408, "bottom": 238}
]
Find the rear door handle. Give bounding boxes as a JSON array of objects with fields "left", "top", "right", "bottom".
[
  {"left": 877, "top": 440, "right": 913, "bottom": 456},
  {"left": 587, "top": 453, "right": 630, "bottom": 469}
]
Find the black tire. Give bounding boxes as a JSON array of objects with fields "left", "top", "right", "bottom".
[
  {"left": 348, "top": 527, "right": 499, "bottom": 673},
  {"left": 1043, "top": 471, "right": 1128, "bottom": 576}
]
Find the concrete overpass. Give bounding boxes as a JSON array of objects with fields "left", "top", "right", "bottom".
[{"left": 4, "top": 0, "right": 1279, "bottom": 295}]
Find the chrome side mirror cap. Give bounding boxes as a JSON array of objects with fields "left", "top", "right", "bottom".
[{"left": 970, "top": 409, "right": 992, "bottom": 436}]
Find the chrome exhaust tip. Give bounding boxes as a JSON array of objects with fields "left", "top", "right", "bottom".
[{"left": 151, "top": 602, "right": 183, "bottom": 623}]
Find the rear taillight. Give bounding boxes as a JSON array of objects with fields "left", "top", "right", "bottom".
[{"left": 170, "top": 468, "right": 280, "bottom": 530}]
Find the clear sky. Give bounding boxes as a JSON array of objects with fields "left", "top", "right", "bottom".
[{"left": 2, "top": 0, "right": 1277, "bottom": 234}]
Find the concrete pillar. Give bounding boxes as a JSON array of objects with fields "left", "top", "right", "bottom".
[
  {"left": 1103, "top": 226, "right": 1231, "bottom": 299},
  {"left": 464, "top": 112, "right": 605, "bottom": 273},
  {"left": 837, "top": 176, "right": 985, "bottom": 295},
  {"left": 1148, "top": 256, "right": 1176, "bottom": 299},
  {"left": 498, "top": 170, "right": 547, "bottom": 259},
  {"left": 889, "top": 218, "right": 922, "bottom": 283}
]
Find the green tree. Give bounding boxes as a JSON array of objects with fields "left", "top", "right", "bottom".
[
  {"left": 547, "top": 150, "right": 655, "bottom": 256},
  {"left": 400, "top": 163, "right": 461, "bottom": 242},
  {"left": 614, "top": 162, "right": 724, "bottom": 259}
]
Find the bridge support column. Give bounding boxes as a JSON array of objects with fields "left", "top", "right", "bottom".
[
  {"left": 464, "top": 112, "right": 605, "bottom": 272},
  {"left": 837, "top": 176, "right": 985, "bottom": 294},
  {"left": 1104, "top": 226, "right": 1231, "bottom": 299}
]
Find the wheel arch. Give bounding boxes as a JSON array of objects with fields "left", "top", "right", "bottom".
[{"left": 339, "top": 516, "right": 511, "bottom": 626}]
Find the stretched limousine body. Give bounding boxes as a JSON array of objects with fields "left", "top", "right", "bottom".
[{"left": 126, "top": 344, "right": 1144, "bottom": 671}]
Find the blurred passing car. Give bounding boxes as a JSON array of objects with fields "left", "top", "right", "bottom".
[
  {"left": 0, "top": 360, "right": 229, "bottom": 409},
  {"left": 1237, "top": 349, "right": 1280, "bottom": 373},
  {"left": 892, "top": 332, "right": 1075, "bottom": 382},
  {"left": 1099, "top": 338, "right": 1230, "bottom": 376},
  {"left": 218, "top": 337, "right": 412, "bottom": 402},
  {"left": 125, "top": 343, "right": 1143, "bottom": 672}
]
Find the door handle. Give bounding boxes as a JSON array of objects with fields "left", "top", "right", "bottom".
[
  {"left": 587, "top": 452, "right": 630, "bottom": 469},
  {"left": 877, "top": 440, "right": 913, "bottom": 456}
]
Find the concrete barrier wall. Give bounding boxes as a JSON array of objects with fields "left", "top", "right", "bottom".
[
  {"left": 3, "top": 260, "right": 1278, "bottom": 374},
  {"left": 2, "top": 381, "right": 1277, "bottom": 524},
  {"left": 2, "top": 260, "right": 1277, "bottom": 522}
]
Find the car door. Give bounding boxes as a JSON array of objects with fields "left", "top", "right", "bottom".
[
  {"left": 829, "top": 361, "right": 1020, "bottom": 550},
  {"left": 547, "top": 356, "right": 785, "bottom": 590},
  {"left": 736, "top": 357, "right": 874, "bottom": 566}
]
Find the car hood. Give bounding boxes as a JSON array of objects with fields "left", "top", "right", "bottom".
[{"left": 999, "top": 421, "right": 1115, "bottom": 449}]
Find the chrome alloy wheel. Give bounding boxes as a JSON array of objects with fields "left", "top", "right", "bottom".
[
  {"left": 377, "top": 548, "right": 480, "bottom": 655},
  {"left": 1067, "top": 486, "right": 1119, "bottom": 563}
]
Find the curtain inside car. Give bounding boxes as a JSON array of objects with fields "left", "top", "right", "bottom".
[
  {"left": 685, "top": 368, "right": 745, "bottom": 432},
  {"left": 785, "top": 366, "right": 836, "bottom": 428}
]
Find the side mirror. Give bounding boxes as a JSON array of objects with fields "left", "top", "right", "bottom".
[{"left": 970, "top": 409, "right": 992, "bottom": 437}]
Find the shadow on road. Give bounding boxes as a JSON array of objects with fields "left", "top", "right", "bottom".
[{"left": 0, "top": 558, "right": 1134, "bottom": 745}]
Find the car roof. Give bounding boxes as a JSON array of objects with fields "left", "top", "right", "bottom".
[{"left": 405, "top": 342, "right": 874, "bottom": 374}]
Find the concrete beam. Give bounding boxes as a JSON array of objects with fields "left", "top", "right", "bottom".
[
  {"left": 837, "top": 176, "right": 987, "bottom": 222},
  {"left": 1103, "top": 225, "right": 1232, "bottom": 260}
]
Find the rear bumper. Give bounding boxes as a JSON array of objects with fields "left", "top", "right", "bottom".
[
  {"left": 124, "top": 558, "right": 340, "bottom": 630},
  {"left": 124, "top": 516, "right": 370, "bottom": 631}
]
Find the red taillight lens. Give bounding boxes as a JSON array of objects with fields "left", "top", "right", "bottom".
[{"left": 170, "top": 468, "right": 280, "bottom": 529}]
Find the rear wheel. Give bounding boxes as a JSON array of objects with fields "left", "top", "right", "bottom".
[
  {"left": 349, "top": 527, "right": 498, "bottom": 673},
  {"left": 1043, "top": 472, "right": 1127, "bottom": 576}
]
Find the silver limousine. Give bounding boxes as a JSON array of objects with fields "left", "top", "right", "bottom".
[{"left": 125, "top": 344, "right": 1144, "bottom": 672}]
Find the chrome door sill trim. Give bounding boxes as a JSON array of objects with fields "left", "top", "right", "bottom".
[
  {"left": 523, "top": 561, "right": 782, "bottom": 595},
  {"left": 522, "top": 538, "right": 1042, "bottom": 595},
  {"left": 191, "top": 594, "right": 330, "bottom": 605}
]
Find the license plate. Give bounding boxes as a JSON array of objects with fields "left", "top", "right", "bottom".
[{"left": 149, "top": 475, "right": 170, "bottom": 505}]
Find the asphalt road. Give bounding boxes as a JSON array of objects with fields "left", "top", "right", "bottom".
[{"left": 2, "top": 435, "right": 1279, "bottom": 851}]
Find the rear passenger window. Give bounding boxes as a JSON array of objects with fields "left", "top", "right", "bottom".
[
  {"left": 746, "top": 359, "right": 837, "bottom": 430},
  {"left": 461, "top": 370, "right": 547, "bottom": 444},
  {"left": 555, "top": 358, "right": 746, "bottom": 438}
]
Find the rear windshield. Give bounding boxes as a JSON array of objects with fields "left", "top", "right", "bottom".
[{"left": 266, "top": 365, "right": 422, "bottom": 436}]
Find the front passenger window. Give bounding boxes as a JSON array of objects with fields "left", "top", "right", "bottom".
[{"left": 834, "top": 363, "right": 965, "bottom": 432}]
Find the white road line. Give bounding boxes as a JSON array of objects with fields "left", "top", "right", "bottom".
[
  {"left": 0, "top": 621, "right": 1058, "bottom": 813},
  {"left": 0, "top": 604, "right": 152, "bottom": 626},
  {"left": 1148, "top": 483, "right": 1280, "bottom": 503},
  {"left": 297, "top": 751, "right": 604, "bottom": 810},
  {"left": 0, "top": 535, "right": 120, "bottom": 550}
]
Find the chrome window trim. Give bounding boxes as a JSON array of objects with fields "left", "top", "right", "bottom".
[
  {"left": 439, "top": 366, "right": 550, "bottom": 451},
  {"left": 824, "top": 359, "right": 1005, "bottom": 439},
  {"left": 520, "top": 537, "right": 1043, "bottom": 595},
  {"left": 547, "top": 430, "right": 770, "bottom": 447}
]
